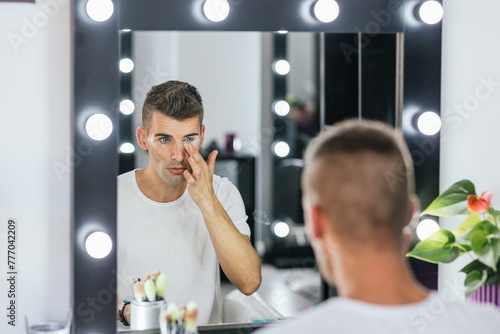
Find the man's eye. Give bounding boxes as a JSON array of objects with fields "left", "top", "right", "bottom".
[
  {"left": 184, "top": 137, "right": 194, "bottom": 142},
  {"left": 160, "top": 138, "right": 170, "bottom": 144}
]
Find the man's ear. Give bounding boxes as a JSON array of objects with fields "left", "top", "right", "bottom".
[
  {"left": 199, "top": 124, "right": 205, "bottom": 148},
  {"left": 136, "top": 127, "right": 148, "bottom": 151},
  {"left": 402, "top": 194, "right": 420, "bottom": 251},
  {"left": 309, "top": 204, "right": 327, "bottom": 241}
]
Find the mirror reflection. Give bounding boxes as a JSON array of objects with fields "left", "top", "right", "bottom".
[{"left": 117, "top": 31, "right": 322, "bottom": 327}]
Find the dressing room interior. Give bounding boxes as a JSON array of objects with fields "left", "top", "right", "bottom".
[{"left": 2, "top": 0, "right": 500, "bottom": 333}]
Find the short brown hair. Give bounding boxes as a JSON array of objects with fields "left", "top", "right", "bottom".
[
  {"left": 142, "top": 80, "right": 204, "bottom": 131},
  {"left": 302, "top": 119, "right": 414, "bottom": 246}
]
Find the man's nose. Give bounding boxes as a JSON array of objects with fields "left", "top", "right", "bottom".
[{"left": 171, "top": 142, "right": 186, "bottom": 161}]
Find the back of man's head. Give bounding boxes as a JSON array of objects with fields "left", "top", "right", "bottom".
[
  {"left": 142, "top": 80, "right": 204, "bottom": 132},
  {"left": 302, "top": 119, "right": 415, "bottom": 250}
]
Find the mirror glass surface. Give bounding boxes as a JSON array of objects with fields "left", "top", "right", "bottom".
[{"left": 118, "top": 31, "right": 323, "bottom": 322}]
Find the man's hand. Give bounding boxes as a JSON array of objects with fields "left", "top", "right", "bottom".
[{"left": 183, "top": 142, "right": 219, "bottom": 210}]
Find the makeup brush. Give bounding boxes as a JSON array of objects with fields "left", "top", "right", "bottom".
[
  {"left": 184, "top": 301, "right": 198, "bottom": 334},
  {"left": 133, "top": 279, "right": 146, "bottom": 302},
  {"left": 166, "top": 303, "right": 180, "bottom": 334},
  {"left": 156, "top": 273, "right": 168, "bottom": 300},
  {"left": 159, "top": 309, "right": 169, "bottom": 334},
  {"left": 144, "top": 273, "right": 156, "bottom": 302}
]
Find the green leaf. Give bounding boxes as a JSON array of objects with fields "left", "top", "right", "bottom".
[
  {"left": 464, "top": 269, "right": 488, "bottom": 297},
  {"left": 461, "top": 259, "right": 488, "bottom": 275},
  {"left": 407, "top": 229, "right": 460, "bottom": 263},
  {"left": 453, "top": 213, "right": 481, "bottom": 237},
  {"left": 421, "top": 180, "right": 476, "bottom": 216},
  {"left": 469, "top": 221, "right": 500, "bottom": 271}
]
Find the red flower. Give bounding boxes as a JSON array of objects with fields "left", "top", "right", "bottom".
[{"left": 467, "top": 191, "right": 493, "bottom": 214}]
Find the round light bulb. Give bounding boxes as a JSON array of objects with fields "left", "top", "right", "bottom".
[
  {"left": 273, "top": 60, "right": 290, "bottom": 76},
  {"left": 419, "top": 1, "right": 443, "bottom": 25},
  {"left": 86, "top": 0, "right": 114, "bottom": 22},
  {"left": 120, "top": 142, "right": 135, "bottom": 154},
  {"left": 416, "top": 219, "right": 440, "bottom": 240},
  {"left": 273, "top": 141, "right": 290, "bottom": 158},
  {"left": 119, "top": 58, "right": 134, "bottom": 73},
  {"left": 273, "top": 222, "right": 290, "bottom": 238},
  {"left": 313, "top": 0, "right": 340, "bottom": 23},
  {"left": 203, "top": 0, "right": 230, "bottom": 22},
  {"left": 85, "top": 113, "right": 113, "bottom": 141},
  {"left": 273, "top": 100, "right": 290, "bottom": 116},
  {"left": 120, "top": 99, "right": 135, "bottom": 115},
  {"left": 85, "top": 232, "right": 112, "bottom": 259},
  {"left": 417, "top": 111, "right": 441, "bottom": 135}
]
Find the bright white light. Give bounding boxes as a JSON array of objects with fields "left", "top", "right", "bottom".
[
  {"left": 120, "top": 99, "right": 135, "bottom": 115},
  {"left": 86, "top": 0, "right": 114, "bottom": 22},
  {"left": 416, "top": 219, "right": 440, "bottom": 240},
  {"left": 313, "top": 0, "right": 340, "bottom": 23},
  {"left": 121, "top": 29, "right": 131, "bottom": 32},
  {"left": 277, "top": 30, "right": 288, "bottom": 34},
  {"left": 273, "top": 141, "right": 290, "bottom": 158},
  {"left": 203, "top": 0, "right": 230, "bottom": 22},
  {"left": 419, "top": 1, "right": 443, "bottom": 25},
  {"left": 120, "top": 58, "right": 134, "bottom": 73},
  {"left": 85, "top": 113, "right": 113, "bottom": 141},
  {"left": 120, "top": 142, "right": 135, "bottom": 154},
  {"left": 417, "top": 111, "right": 441, "bottom": 135},
  {"left": 273, "top": 100, "right": 290, "bottom": 116},
  {"left": 273, "top": 222, "right": 290, "bottom": 238},
  {"left": 273, "top": 60, "right": 290, "bottom": 75},
  {"left": 233, "top": 138, "right": 242, "bottom": 151},
  {"left": 85, "top": 232, "right": 113, "bottom": 259}
]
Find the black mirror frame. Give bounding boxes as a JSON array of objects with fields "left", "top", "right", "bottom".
[{"left": 73, "top": 0, "right": 441, "bottom": 332}]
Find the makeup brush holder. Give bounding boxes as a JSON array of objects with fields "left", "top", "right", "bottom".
[{"left": 130, "top": 300, "right": 166, "bottom": 330}]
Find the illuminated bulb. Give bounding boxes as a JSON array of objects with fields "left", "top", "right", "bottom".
[
  {"left": 85, "top": 113, "right": 113, "bottom": 141},
  {"left": 121, "top": 28, "right": 131, "bottom": 32},
  {"left": 419, "top": 1, "right": 443, "bottom": 25},
  {"left": 120, "top": 99, "right": 135, "bottom": 115},
  {"left": 85, "top": 232, "right": 112, "bottom": 259},
  {"left": 417, "top": 111, "right": 441, "bottom": 135},
  {"left": 119, "top": 58, "right": 134, "bottom": 73},
  {"left": 273, "top": 141, "right": 290, "bottom": 158},
  {"left": 277, "top": 30, "right": 288, "bottom": 34},
  {"left": 203, "top": 0, "right": 230, "bottom": 22},
  {"left": 313, "top": 0, "right": 340, "bottom": 23},
  {"left": 416, "top": 219, "right": 440, "bottom": 240},
  {"left": 273, "top": 60, "right": 290, "bottom": 75},
  {"left": 86, "top": 0, "right": 114, "bottom": 22},
  {"left": 274, "top": 100, "right": 290, "bottom": 116},
  {"left": 273, "top": 222, "right": 290, "bottom": 238},
  {"left": 120, "top": 142, "right": 135, "bottom": 154}
]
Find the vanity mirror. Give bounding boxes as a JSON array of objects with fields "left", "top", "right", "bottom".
[{"left": 73, "top": 0, "right": 441, "bottom": 332}]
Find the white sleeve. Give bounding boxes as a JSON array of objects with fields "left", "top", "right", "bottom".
[{"left": 214, "top": 177, "right": 251, "bottom": 237}]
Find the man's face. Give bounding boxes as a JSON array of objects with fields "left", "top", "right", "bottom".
[{"left": 140, "top": 112, "right": 204, "bottom": 185}]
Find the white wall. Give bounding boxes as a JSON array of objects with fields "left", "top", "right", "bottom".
[
  {"left": 132, "top": 31, "right": 262, "bottom": 168},
  {"left": 439, "top": 0, "right": 500, "bottom": 297},
  {"left": 0, "top": 0, "right": 71, "bottom": 332}
]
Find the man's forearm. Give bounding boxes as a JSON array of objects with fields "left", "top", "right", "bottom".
[{"left": 201, "top": 199, "right": 262, "bottom": 295}]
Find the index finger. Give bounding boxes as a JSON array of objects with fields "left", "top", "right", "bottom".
[{"left": 183, "top": 142, "right": 203, "bottom": 161}]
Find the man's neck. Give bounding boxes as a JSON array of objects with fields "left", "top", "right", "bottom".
[
  {"left": 135, "top": 166, "right": 187, "bottom": 203},
  {"left": 334, "top": 250, "right": 429, "bottom": 305}
]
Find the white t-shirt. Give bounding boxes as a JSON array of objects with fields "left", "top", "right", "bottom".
[
  {"left": 256, "top": 292, "right": 500, "bottom": 333},
  {"left": 117, "top": 169, "right": 250, "bottom": 325}
]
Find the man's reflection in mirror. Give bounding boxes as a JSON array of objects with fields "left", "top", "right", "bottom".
[{"left": 116, "top": 80, "right": 261, "bottom": 326}]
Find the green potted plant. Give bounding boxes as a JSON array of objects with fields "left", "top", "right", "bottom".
[{"left": 407, "top": 180, "right": 500, "bottom": 303}]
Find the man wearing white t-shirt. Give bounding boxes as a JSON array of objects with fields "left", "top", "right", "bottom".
[
  {"left": 257, "top": 120, "right": 500, "bottom": 333},
  {"left": 116, "top": 80, "right": 261, "bottom": 326}
]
